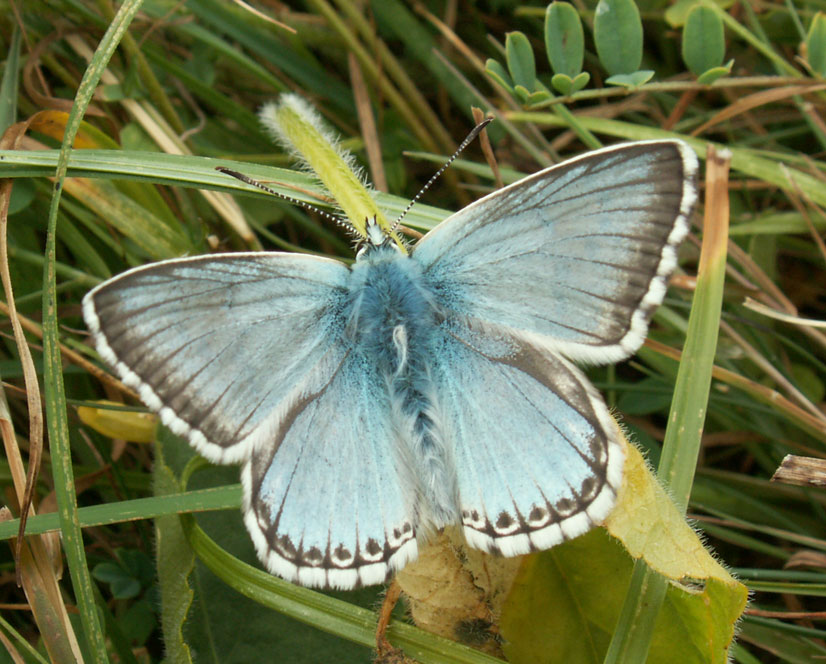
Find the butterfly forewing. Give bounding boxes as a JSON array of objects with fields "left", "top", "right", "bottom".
[
  {"left": 414, "top": 140, "right": 698, "bottom": 365},
  {"left": 83, "top": 253, "right": 350, "bottom": 464}
]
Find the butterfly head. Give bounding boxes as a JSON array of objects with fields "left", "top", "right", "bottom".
[{"left": 355, "top": 216, "right": 403, "bottom": 259}]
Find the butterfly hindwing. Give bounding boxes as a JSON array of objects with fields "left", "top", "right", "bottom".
[
  {"left": 414, "top": 141, "right": 698, "bottom": 365},
  {"left": 243, "top": 350, "right": 417, "bottom": 589},
  {"left": 431, "top": 320, "right": 623, "bottom": 555},
  {"left": 82, "top": 253, "right": 350, "bottom": 464}
]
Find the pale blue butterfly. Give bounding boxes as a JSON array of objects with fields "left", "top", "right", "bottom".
[{"left": 83, "top": 137, "right": 698, "bottom": 589}]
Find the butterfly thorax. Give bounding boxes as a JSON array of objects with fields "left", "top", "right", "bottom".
[
  {"left": 346, "top": 244, "right": 435, "bottom": 372},
  {"left": 346, "top": 244, "right": 458, "bottom": 527}
]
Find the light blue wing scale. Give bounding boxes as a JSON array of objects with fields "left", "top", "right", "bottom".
[
  {"left": 242, "top": 352, "right": 417, "bottom": 589},
  {"left": 414, "top": 141, "right": 698, "bottom": 365},
  {"left": 431, "top": 321, "right": 624, "bottom": 556},
  {"left": 82, "top": 253, "right": 350, "bottom": 464}
]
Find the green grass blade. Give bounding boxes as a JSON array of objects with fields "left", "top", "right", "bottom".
[
  {"left": 181, "top": 515, "right": 507, "bottom": 664},
  {"left": 0, "top": 485, "right": 242, "bottom": 540},
  {"left": 0, "top": 149, "right": 452, "bottom": 234},
  {"left": 507, "top": 113, "right": 826, "bottom": 209},
  {"left": 40, "top": 2, "right": 145, "bottom": 659},
  {"left": 605, "top": 147, "right": 732, "bottom": 663},
  {"left": 0, "top": 26, "right": 20, "bottom": 132}
]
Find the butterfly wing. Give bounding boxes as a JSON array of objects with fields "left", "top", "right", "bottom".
[
  {"left": 414, "top": 140, "right": 698, "bottom": 365},
  {"left": 85, "top": 252, "right": 417, "bottom": 588},
  {"left": 431, "top": 321, "right": 623, "bottom": 555},
  {"left": 82, "top": 253, "right": 351, "bottom": 464},
  {"left": 243, "top": 350, "right": 417, "bottom": 589}
]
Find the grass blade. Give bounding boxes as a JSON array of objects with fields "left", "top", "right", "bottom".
[
  {"left": 41, "top": 2, "right": 146, "bottom": 659},
  {"left": 605, "top": 145, "right": 733, "bottom": 663}
]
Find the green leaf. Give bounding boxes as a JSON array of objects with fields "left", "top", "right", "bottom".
[
  {"left": 737, "top": 621, "right": 826, "bottom": 663},
  {"left": 682, "top": 6, "right": 726, "bottom": 75},
  {"left": 604, "top": 445, "right": 742, "bottom": 585},
  {"left": 111, "top": 577, "right": 142, "bottom": 600},
  {"left": 506, "top": 31, "right": 536, "bottom": 91},
  {"left": 98, "top": 83, "right": 138, "bottom": 102},
  {"left": 92, "top": 562, "right": 141, "bottom": 599},
  {"left": 570, "top": 71, "right": 590, "bottom": 92},
  {"left": 484, "top": 58, "right": 514, "bottom": 92},
  {"left": 551, "top": 72, "right": 591, "bottom": 94},
  {"left": 594, "top": 0, "right": 643, "bottom": 76},
  {"left": 0, "top": 484, "right": 243, "bottom": 541},
  {"left": 8, "top": 177, "right": 35, "bottom": 214},
  {"left": 117, "top": 549, "right": 155, "bottom": 587},
  {"left": 119, "top": 600, "right": 157, "bottom": 646},
  {"left": 513, "top": 84, "right": 532, "bottom": 104},
  {"left": 605, "top": 70, "right": 655, "bottom": 87},
  {"left": 697, "top": 59, "right": 734, "bottom": 84},
  {"left": 806, "top": 12, "right": 826, "bottom": 77},
  {"left": 0, "top": 24, "right": 20, "bottom": 133},
  {"left": 501, "top": 528, "right": 745, "bottom": 664},
  {"left": 551, "top": 73, "right": 574, "bottom": 95},
  {"left": 545, "top": 2, "right": 585, "bottom": 77},
  {"left": 664, "top": 0, "right": 736, "bottom": 28},
  {"left": 525, "top": 90, "right": 553, "bottom": 106},
  {"left": 65, "top": 178, "right": 192, "bottom": 260},
  {"left": 92, "top": 562, "right": 126, "bottom": 584}
]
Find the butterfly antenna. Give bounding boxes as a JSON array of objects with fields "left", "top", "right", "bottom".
[
  {"left": 390, "top": 117, "right": 493, "bottom": 234},
  {"left": 215, "top": 167, "right": 359, "bottom": 236}
]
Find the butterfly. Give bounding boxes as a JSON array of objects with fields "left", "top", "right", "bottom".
[{"left": 83, "top": 139, "right": 698, "bottom": 590}]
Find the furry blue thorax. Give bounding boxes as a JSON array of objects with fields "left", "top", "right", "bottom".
[{"left": 346, "top": 243, "right": 436, "bottom": 375}]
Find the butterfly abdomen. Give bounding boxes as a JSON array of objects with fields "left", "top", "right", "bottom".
[{"left": 346, "top": 247, "right": 459, "bottom": 528}]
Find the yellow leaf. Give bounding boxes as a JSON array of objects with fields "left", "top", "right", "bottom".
[
  {"left": 605, "top": 443, "right": 735, "bottom": 582},
  {"left": 77, "top": 400, "right": 157, "bottom": 443},
  {"left": 29, "top": 110, "right": 120, "bottom": 149}
]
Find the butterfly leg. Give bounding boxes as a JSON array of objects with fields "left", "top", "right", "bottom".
[{"left": 375, "top": 579, "right": 405, "bottom": 660}]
